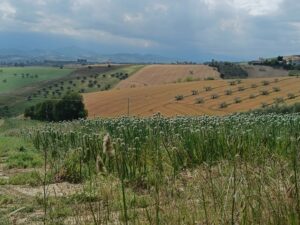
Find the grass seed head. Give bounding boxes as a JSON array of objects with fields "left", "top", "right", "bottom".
[{"left": 103, "top": 133, "right": 115, "bottom": 157}]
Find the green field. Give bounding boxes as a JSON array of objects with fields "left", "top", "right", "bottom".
[
  {"left": 1, "top": 114, "right": 300, "bottom": 224},
  {"left": 0, "top": 65, "right": 144, "bottom": 117},
  {"left": 0, "top": 67, "right": 73, "bottom": 93}
]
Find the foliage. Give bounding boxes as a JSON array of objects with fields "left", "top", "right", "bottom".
[
  {"left": 208, "top": 61, "right": 248, "bottom": 79},
  {"left": 24, "top": 93, "right": 87, "bottom": 121},
  {"left": 249, "top": 102, "right": 300, "bottom": 114}
]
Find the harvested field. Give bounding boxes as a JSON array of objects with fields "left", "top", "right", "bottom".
[
  {"left": 116, "top": 64, "right": 220, "bottom": 89},
  {"left": 241, "top": 65, "right": 289, "bottom": 78},
  {"left": 84, "top": 77, "right": 300, "bottom": 117}
]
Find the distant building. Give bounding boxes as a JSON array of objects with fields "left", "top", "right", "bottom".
[{"left": 284, "top": 55, "right": 300, "bottom": 66}]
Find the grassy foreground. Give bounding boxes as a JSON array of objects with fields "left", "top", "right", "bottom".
[{"left": 0, "top": 114, "right": 296, "bottom": 224}]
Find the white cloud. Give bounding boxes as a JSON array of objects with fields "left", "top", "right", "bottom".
[
  {"left": 123, "top": 13, "right": 143, "bottom": 24},
  {"left": 0, "top": 1, "right": 16, "bottom": 20},
  {"left": 231, "top": 0, "right": 283, "bottom": 16}
]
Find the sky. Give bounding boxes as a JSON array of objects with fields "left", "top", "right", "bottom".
[{"left": 0, "top": 0, "right": 299, "bottom": 61}]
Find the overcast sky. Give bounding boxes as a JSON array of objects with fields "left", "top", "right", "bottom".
[{"left": 0, "top": 0, "right": 299, "bottom": 60}]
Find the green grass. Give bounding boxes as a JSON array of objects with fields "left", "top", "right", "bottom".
[
  {"left": 13, "top": 114, "right": 299, "bottom": 224},
  {"left": 0, "top": 67, "right": 73, "bottom": 94},
  {"left": 289, "top": 70, "right": 300, "bottom": 76},
  {"left": 0, "top": 65, "right": 143, "bottom": 117}
]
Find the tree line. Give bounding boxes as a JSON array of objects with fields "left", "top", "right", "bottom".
[{"left": 24, "top": 93, "right": 88, "bottom": 121}]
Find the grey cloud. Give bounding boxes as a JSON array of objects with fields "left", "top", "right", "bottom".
[{"left": 1, "top": 0, "right": 300, "bottom": 60}]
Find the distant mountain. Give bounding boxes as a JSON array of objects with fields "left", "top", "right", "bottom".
[{"left": 0, "top": 47, "right": 173, "bottom": 64}]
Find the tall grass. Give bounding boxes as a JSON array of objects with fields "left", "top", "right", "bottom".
[{"left": 22, "top": 114, "right": 300, "bottom": 224}]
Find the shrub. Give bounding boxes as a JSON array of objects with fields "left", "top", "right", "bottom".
[
  {"left": 204, "top": 77, "right": 215, "bottom": 80},
  {"left": 195, "top": 97, "right": 205, "bottom": 104},
  {"left": 234, "top": 97, "right": 242, "bottom": 103},
  {"left": 219, "top": 102, "right": 228, "bottom": 108},
  {"left": 261, "top": 102, "right": 268, "bottom": 108},
  {"left": 191, "top": 90, "right": 199, "bottom": 96},
  {"left": 288, "top": 93, "right": 296, "bottom": 99},
  {"left": 274, "top": 78, "right": 279, "bottom": 83},
  {"left": 274, "top": 97, "right": 285, "bottom": 104},
  {"left": 236, "top": 79, "right": 242, "bottom": 84},
  {"left": 204, "top": 86, "right": 212, "bottom": 92},
  {"left": 225, "top": 89, "right": 233, "bottom": 95},
  {"left": 211, "top": 93, "right": 219, "bottom": 99},
  {"left": 228, "top": 81, "right": 236, "bottom": 86},
  {"left": 251, "top": 84, "right": 258, "bottom": 88},
  {"left": 261, "top": 80, "right": 270, "bottom": 86},
  {"left": 249, "top": 94, "right": 256, "bottom": 99},
  {"left": 238, "top": 86, "right": 245, "bottom": 92},
  {"left": 273, "top": 87, "right": 281, "bottom": 92},
  {"left": 175, "top": 95, "right": 184, "bottom": 101},
  {"left": 260, "top": 90, "right": 269, "bottom": 96}
]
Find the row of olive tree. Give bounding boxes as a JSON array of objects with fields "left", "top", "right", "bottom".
[{"left": 24, "top": 93, "right": 87, "bottom": 121}]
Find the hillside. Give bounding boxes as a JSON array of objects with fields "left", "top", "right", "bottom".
[
  {"left": 84, "top": 77, "right": 300, "bottom": 117},
  {"left": 116, "top": 64, "right": 220, "bottom": 89},
  {"left": 0, "top": 65, "right": 141, "bottom": 117},
  {"left": 241, "top": 65, "right": 289, "bottom": 78}
]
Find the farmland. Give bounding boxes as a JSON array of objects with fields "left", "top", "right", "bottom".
[
  {"left": 241, "top": 65, "right": 290, "bottom": 78},
  {"left": 84, "top": 76, "right": 300, "bottom": 117},
  {"left": 0, "top": 65, "right": 142, "bottom": 117},
  {"left": 1, "top": 64, "right": 300, "bottom": 225},
  {"left": 0, "top": 67, "right": 73, "bottom": 93},
  {"left": 116, "top": 64, "right": 220, "bottom": 89}
]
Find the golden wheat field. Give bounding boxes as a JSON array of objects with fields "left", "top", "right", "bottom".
[
  {"left": 115, "top": 64, "right": 220, "bottom": 89},
  {"left": 84, "top": 77, "right": 300, "bottom": 117}
]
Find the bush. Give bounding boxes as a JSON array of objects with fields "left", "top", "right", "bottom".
[
  {"left": 274, "top": 97, "right": 285, "bottom": 104},
  {"left": 261, "top": 80, "right": 270, "bottom": 86},
  {"left": 211, "top": 93, "right": 219, "bottom": 99},
  {"left": 175, "top": 95, "right": 184, "bottom": 101},
  {"left": 273, "top": 87, "right": 281, "bottom": 92},
  {"left": 238, "top": 86, "right": 245, "bottom": 92},
  {"left": 249, "top": 94, "right": 256, "bottom": 99},
  {"left": 234, "top": 97, "right": 242, "bottom": 103},
  {"left": 195, "top": 97, "right": 205, "bottom": 104},
  {"left": 228, "top": 81, "right": 236, "bottom": 86},
  {"left": 225, "top": 89, "right": 233, "bottom": 95},
  {"left": 191, "top": 90, "right": 199, "bottom": 96},
  {"left": 250, "top": 102, "right": 300, "bottom": 114},
  {"left": 25, "top": 93, "right": 88, "bottom": 122},
  {"left": 261, "top": 102, "right": 268, "bottom": 108},
  {"left": 288, "top": 93, "right": 296, "bottom": 99},
  {"left": 251, "top": 84, "right": 258, "bottom": 88},
  {"left": 219, "top": 102, "right": 228, "bottom": 108},
  {"left": 204, "top": 86, "right": 212, "bottom": 92},
  {"left": 260, "top": 90, "right": 269, "bottom": 96}
]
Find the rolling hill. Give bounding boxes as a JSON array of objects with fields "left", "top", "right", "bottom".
[
  {"left": 84, "top": 77, "right": 300, "bottom": 117},
  {"left": 115, "top": 64, "right": 220, "bottom": 89}
]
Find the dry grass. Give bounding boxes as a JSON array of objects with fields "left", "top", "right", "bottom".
[
  {"left": 84, "top": 77, "right": 300, "bottom": 117},
  {"left": 115, "top": 64, "right": 220, "bottom": 89}
]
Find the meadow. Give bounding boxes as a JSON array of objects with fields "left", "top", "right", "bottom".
[
  {"left": 0, "top": 67, "right": 73, "bottom": 93},
  {"left": 0, "top": 65, "right": 143, "bottom": 117},
  {"left": 1, "top": 113, "right": 300, "bottom": 224}
]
